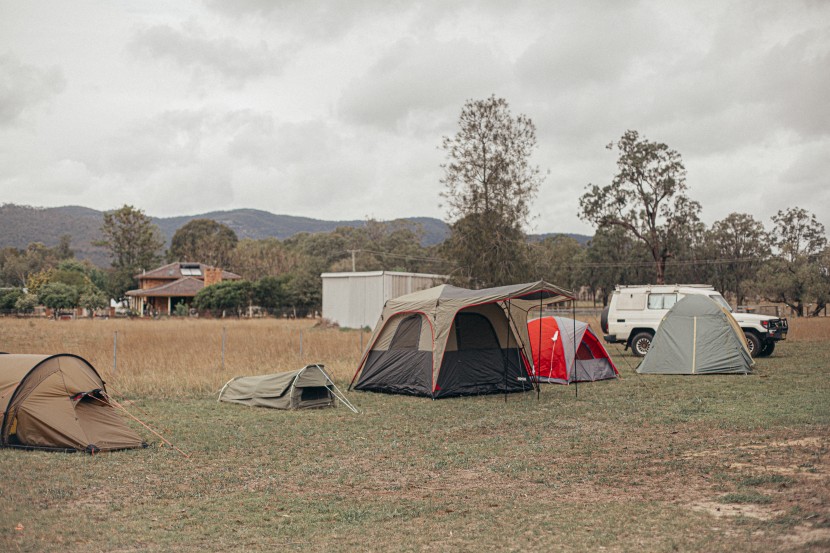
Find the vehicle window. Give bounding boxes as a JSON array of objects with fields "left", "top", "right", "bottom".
[
  {"left": 648, "top": 293, "right": 677, "bottom": 310},
  {"left": 616, "top": 293, "right": 646, "bottom": 310}
]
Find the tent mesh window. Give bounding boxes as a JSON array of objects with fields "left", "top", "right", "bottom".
[
  {"left": 389, "top": 314, "right": 422, "bottom": 350},
  {"left": 300, "top": 387, "right": 330, "bottom": 401},
  {"left": 455, "top": 312, "right": 500, "bottom": 350}
]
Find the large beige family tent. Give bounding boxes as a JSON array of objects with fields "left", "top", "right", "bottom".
[
  {"left": 350, "top": 281, "right": 574, "bottom": 398},
  {"left": 219, "top": 364, "right": 357, "bottom": 412},
  {"left": 637, "top": 295, "right": 753, "bottom": 375},
  {"left": 0, "top": 353, "right": 145, "bottom": 453}
]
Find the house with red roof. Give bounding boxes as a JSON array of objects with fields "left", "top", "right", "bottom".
[{"left": 126, "top": 262, "right": 241, "bottom": 316}]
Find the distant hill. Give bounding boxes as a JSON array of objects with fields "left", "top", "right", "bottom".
[
  {"left": 152, "top": 209, "right": 451, "bottom": 246},
  {"left": 529, "top": 232, "right": 592, "bottom": 246},
  {"left": 0, "top": 204, "right": 110, "bottom": 266},
  {"left": 0, "top": 204, "right": 452, "bottom": 267},
  {"left": 0, "top": 204, "right": 592, "bottom": 267}
]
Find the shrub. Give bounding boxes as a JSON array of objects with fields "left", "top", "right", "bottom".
[{"left": 0, "top": 288, "right": 24, "bottom": 310}]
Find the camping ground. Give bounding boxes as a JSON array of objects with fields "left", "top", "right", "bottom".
[{"left": 1, "top": 317, "right": 828, "bottom": 552}]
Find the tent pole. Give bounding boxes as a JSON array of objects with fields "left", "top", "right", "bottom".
[
  {"left": 537, "top": 294, "right": 543, "bottom": 401},
  {"left": 572, "top": 297, "right": 578, "bottom": 398},
  {"left": 500, "top": 300, "right": 537, "bottom": 399},
  {"left": 315, "top": 364, "right": 359, "bottom": 414},
  {"left": 503, "top": 299, "right": 512, "bottom": 403}
]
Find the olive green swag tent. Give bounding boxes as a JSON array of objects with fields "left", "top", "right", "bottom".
[
  {"left": 219, "top": 364, "right": 358, "bottom": 412},
  {"left": 637, "top": 295, "right": 754, "bottom": 375},
  {"left": 350, "top": 281, "right": 574, "bottom": 398},
  {"left": 0, "top": 353, "right": 145, "bottom": 453}
]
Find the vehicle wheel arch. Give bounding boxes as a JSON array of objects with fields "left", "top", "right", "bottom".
[
  {"left": 742, "top": 329, "right": 762, "bottom": 357},
  {"left": 757, "top": 340, "right": 775, "bottom": 357},
  {"left": 627, "top": 328, "right": 655, "bottom": 357}
]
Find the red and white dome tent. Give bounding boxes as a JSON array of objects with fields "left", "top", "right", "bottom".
[{"left": 527, "top": 316, "right": 619, "bottom": 384}]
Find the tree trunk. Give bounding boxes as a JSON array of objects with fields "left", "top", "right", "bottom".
[
  {"left": 655, "top": 258, "right": 666, "bottom": 284},
  {"left": 785, "top": 301, "right": 804, "bottom": 317}
]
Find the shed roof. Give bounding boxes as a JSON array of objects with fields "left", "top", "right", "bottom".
[{"left": 321, "top": 271, "right": 447, "bottom": 279}]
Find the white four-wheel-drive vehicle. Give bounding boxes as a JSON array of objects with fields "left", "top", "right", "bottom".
[{"left": 601, "top": 284, "right": 788, "bottom": 357}]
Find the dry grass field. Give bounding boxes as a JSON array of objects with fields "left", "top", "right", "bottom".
[
  {"left": 0, "top": 317, "right": 370, "bottom": 397},
  {"left": 1, "top": 316, "right": 828, "bottom": 552}
]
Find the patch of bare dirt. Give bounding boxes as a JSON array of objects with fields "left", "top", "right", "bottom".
[
  {"left": 689, "top": 500, "right": 783, "bottom": 520},
  {"left": 778, "top": 526, "right": 830, "bottom": 547}
]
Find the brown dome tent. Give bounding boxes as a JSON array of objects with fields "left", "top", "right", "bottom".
[
  {"left": 349, "top": 281, "right": 574, "bottom": 398},
  {"left": 0, "top": 353, "right": 145, "bottom": 453}
]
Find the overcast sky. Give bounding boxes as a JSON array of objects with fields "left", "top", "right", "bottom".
[{"left": 0, "top": 0, "right": 827, "bottom": 235}]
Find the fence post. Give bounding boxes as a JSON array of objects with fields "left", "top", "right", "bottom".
[
  {"left": 112, "top": 331, "right": 118, "bottom": 375},
  {"left": 299, "top": 330, "right": 304, "bottom": 360},
  {"left": 221, "top": 326, "right": 226, "bottom": 370}
]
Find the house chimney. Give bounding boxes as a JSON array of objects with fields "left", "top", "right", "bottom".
[{"left": 204, "top": 267, "right": 223, "bottom": 287}]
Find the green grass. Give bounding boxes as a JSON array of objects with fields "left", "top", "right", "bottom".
[
  {"left": 1, "top": 340, "right": 828, "bottom": 552},
  {"left": 739, "top": 474, "right": 794, "bottom": 487},
  {"left": 719, "top": 492, "right": 774, "bottom": 505}
]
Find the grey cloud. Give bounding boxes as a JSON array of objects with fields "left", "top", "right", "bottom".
[
  {"left": 781, "top": 138, "right": 830, "bottom": 190},
  {"left": 226, "top": 113, "right": 278, "bottom": 165},
  {"left": 650, "top": 18, "right": 830, "bottom": 153},
  {"left": 95, "top": 108, "right": 323, "bottom": 179},
  {"left": 510, "top": 4, "right": 678, "bottom": 154},
  {"left": 0, "top": 54, "right": 65, "bottom": 125},
  {"left": 520, "top": 1, "right": 830, "bottom": 163},
  {"left": 228, "top": 117, "right": 339, "bottom": 169},
  {"left": 756, "top": 27, "right": 830, "bottom": 138},
  {"left": 516, "top": 3, "right": 663, "bottom": 91},
  {"left": 338, "top": 37, "right": 512, "bottom": 132},
  {"left": 127, "top": 23, "right": 284, "bottom": 86},
  {"left": 93, "top": 110, "right": 213, "bottom": 175},
  {"left": 142, "top": 161, "right": 236, "bottom": 215},
  {"left": 759, "top": 167, "right": 830, "bottom": 231},
  {"left": 202, "top": 0, "right": 410, "bottom": 40},
  {"left": 82, "top": 108, "right": 374, "bottom": 215}
]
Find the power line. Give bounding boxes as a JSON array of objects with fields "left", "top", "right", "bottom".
[
  {"left": 349, "top": 248, "right": 767, "bottom": 270},
  {"left": 569, "top": 257, "right": 766, "bottom": 269},
  {"left": 348, "top": 248, "right": 450, "bottom": 264}
]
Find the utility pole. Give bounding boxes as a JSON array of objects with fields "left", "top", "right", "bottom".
[{"left": 347, "top": 249, "right": 358, "bottom": 272}]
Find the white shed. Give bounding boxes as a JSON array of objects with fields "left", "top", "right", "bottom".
[{"left": 321, "top": 271, "right": 446, "bottom": 329}]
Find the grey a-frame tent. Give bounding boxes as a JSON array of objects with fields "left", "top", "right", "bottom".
[
  {"left": 350, "top": 281, "right": 574, "bottom": 398},
  {"left": 637, "top": 295, "right": 753, "bottom": 375}
]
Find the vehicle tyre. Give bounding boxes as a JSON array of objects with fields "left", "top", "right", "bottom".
[
  {"left": 600, "top": 306, "right": 609, "bottom": 334},
  {"left": 757, "top": 341, "right": 775, "bottom": 357},
  {"left": 630, "top": 332, "right": 653, "bottom": 357},
  {"left": 743, "top": 332, "right": 761, "bottom": 357}
]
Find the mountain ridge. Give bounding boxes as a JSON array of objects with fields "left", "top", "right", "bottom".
[{"left": 0, "top": 203, "right": 590, "bottom": 267}]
